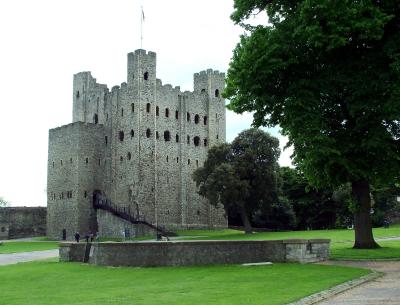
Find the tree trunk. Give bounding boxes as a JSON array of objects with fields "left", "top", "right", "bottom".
[
  {"left": 239, "top": 204, "right": 252, "bottom": 234},
  {"left": 351, "top": 180, "right": 380, "bottom": 249}
]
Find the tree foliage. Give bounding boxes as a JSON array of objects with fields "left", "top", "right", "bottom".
[
  {"left": 0, "top": 196, "right": 9, "bottom": 207},
  {"left": 224, "top": 0, "right": 400, "bottom": 248},
  {"left": 193, "top": 129, "right": 280, "bottom": 233}
]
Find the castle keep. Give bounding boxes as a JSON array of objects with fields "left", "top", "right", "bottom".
[{"left": 47, "top": 50, "right": 227, "bottom": 240}]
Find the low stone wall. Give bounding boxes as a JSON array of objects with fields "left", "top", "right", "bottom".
[
  {"left": 0, "top": 207, "right": 46, "bottom": 239},
  {"left": 60, "top": 239, "right": 330, "bottom": 267}
]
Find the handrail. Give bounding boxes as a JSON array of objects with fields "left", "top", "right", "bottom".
[{"left": 92, "top": 194, "right": 169, "bottom": 235}]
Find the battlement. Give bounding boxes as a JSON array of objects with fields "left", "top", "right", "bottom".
[{"left": 133, "top": 49, "right": 157, "bottom": 58}]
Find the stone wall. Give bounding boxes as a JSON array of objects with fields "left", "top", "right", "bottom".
[
  {"left": 59, "top": 239, "right": 330, "bottom": 267},
  {"left": 0, "top": 207, "right": 46, "bottom": 239}
]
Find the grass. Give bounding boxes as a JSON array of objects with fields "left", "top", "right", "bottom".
[
  {"left": 0, "top": 260, "right": 370, "bottom": 305},
  {"left": 176, "top": 225, "right": 400, "bottom": 260},
  {"left": 0, "top": 241, "right": 59, "bottom": 254}
]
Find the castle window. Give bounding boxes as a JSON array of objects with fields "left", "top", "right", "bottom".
[
  {"left": 128, "top": 152, "right": 131, "bottom": 160},
  {"left": 204, "top": 116, "right": 208, "bottom": 125},
  {"left": 120, "top": 156, "right": 123, "bottom": 162},
  {"left": 1, "top": 227, "right": 4, "bottom": 233},
  {"left": 76, "top": 91, "right": 80, "bottom": 98},
  {"left": 144, "top": 72, "right": 149, "bottom": 80},
  {"left": 85, "top": 158, "right": 88, "bottom": 164},
  {"left": 106, "top": 113, "right": 109, "bottom": 121},
  {"left": 165, "top": 108, "right": 169, "bottom": 118},
  {"left": 188, "top": 159, "right": 190, "bottom": 165},
  {"left": 98, "top": 159, "right": 101, "bottom": 166},
  {"left": 84, "top": 191, "right": 87, "bottom": 198},
  {"left": 132, "top": 73, "right": 135, "bottom": 80},
  {"left": 201, "top": 89, "right": 206, "bottom": 93},
  {"left": 217, "top": 134, "right": 219, "bottom": 140},
  {"left": 197, "top": 210, "right": 201, "bottom": 216},
  {"left": 196, "top": 160, "right": 199, "bottom": 167},
  {"left": 187, "top": 112, "right": 191, "bottom": 122},
  {"left": 52, "top": 161, "right": 54, "bottom": 168},
  {"left": 156, "top": 106, "right": 159, "bottom": 116},
  {"left": 215, "top": 89, "right": 220, "bottom": 97},
  {"left": 187, "top": 135, "right": 190, "bottom": 144},
  {"left": 176, "top": 157, "right": 179, "bottom": 163},
  {"left": 194, "top": 136, "right": 200, "bottom": 146},
  {"left": 164, "top": 130, "right": 171, "bottom": 142},
  {"left": 131, "top": 103, "right": 134, "bottom": 113},
  {"left": 175, "top": 110, "right": 179, "bottom": 119},
  {"left": 166, "top": 155, "right": 169, "bottom": 162},
  {"left": 94, "top": 113, "right": 98, "bottom": 124},
  {"left": 105, "top": 136, "right": 108, "bottom": 146},
  {"left": 60, "top": 160, "right": 63, "bottom": 166},
  {"left": 146, "top": 128, "right": 151, "bottom": 138},
  {"left": 121, "top": 108, "right": 124, "bottom": 117},
  {"left": 204, "top": 138, "right": 208, "bottom": 147},
  {"left": 146, "top": 103, "right": 151, "bottom": 113},
  {"left": 194, "top": 114, "right": 200, "bottom": 124},
  {"left": 130, "top": 130, "right": 134, "bottom": 138},
  {"left": 176, "top": 134, "right": 179, "bottom": 143},
  {"left": 61, "top": 192, "right": 64, "bottom": 199},
  {"left": 104, "top": 93, "right": 107, "bottom": 101},
  {"left": 70, "top": 158, "right": 72, "bottom": 163},
  {"left": 156, "top": 131, "right": 159, "bottom": 139},
  {"left": 119, "top": 130, "right": 124, "bottom": 141}
]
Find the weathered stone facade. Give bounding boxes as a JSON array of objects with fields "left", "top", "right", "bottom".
[
  {"left": 0, "top": 207, "right": 46, "bottom": 239},
  {"left": 47, "top": 49, "right": 227, "bottom": 240}
]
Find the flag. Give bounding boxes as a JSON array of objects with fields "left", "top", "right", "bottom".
[{"left": 142, "top": 8, "right": 145, "bottom": 22}]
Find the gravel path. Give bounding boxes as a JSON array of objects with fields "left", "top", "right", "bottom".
[
  {"left": 0, "top": 249, "right": 59, "bottom": 266},
  {"left": 316, "top": 261, "right": 400, "bottom": 305}
]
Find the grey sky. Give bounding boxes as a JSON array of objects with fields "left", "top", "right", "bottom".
[{"left": 0, "top": 0, "right": 292, "bottom": 206}]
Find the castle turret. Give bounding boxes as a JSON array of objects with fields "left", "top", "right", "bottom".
[{"left": 194, "top": 70, "right": 226, "bottom": 147}]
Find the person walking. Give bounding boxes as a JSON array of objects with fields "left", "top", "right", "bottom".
[{"left": 74, "top": 232, "right": 80, "bottom": 243}]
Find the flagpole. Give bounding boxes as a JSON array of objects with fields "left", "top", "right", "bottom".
[{"left": 140, "top": 6, "right": 143, "bottom": 49}]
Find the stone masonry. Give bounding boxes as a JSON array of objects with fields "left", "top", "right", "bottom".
[
  {"left": 0, "top": 207, "right": 46, "bottom": 239},
  {"left": 47, "top": 49, "right": 227, "bottom": 240}
]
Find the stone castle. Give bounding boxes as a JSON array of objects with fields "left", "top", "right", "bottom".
[{"left": 47, "top": 49, "right": 227, "bottom": 240}]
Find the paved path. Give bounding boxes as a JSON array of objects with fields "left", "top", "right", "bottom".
[
  {"left": 0, "top": 249, "right": 59, "bottom": 266},
  {"left": 317, "top": 261, "right": 400, "bottom": 305}
]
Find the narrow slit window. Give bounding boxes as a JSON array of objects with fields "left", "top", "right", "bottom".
[
  {"left": 144, "top": 72, "right": 149, "bottom": 80},
  {"left": 146, "top": 103, "right": 151, "bottom": 113},
  {"left": 165, "top": 108, "right": 169, "bottom": 118}
]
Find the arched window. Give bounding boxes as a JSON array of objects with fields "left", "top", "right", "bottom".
[
  {"left": 164, "top": 130, "right": 171, "bottom": 141},
  {"left": 194, "top": 136, "right": 200, "bottom": 146},
  {"left": 85, "top": 158, "right": 88, "bottom": 164},
  {"left": 201, "top": 89, "right": 206, "bottom": 93},
  {"left": 156, "top": 106, "right": 159, "bottom": 116},
  {"left": 76, "top": 91, "right": 80, "bottom": 98},
  {"left": 188, "top": 159, "right": 191, "bottom": 165},
  {"left": 187, "top": 135, "right": 190, "bottom": 144},
  {"left": 146, "top": 128, "right": 151, "bottom": 138},
  {"left": 93, "top": 114, "right": 98, "bottom": 124},
  {"left": 120, "top": 156, "right": 123, "bottom": 162},
  {"left": 175, "top": 110, "right": 179, "bottom": 119},
  {"left": 131, "top": 103, "right": 134, "bottom": 113},
  {"left": 119, "top": 130, "right": 124, "bottom": 141},
  {"left": 215, "top": 89, "right": 220, "bottom": 97},
  {"left": 130, "top": 129, "right": 134, "bottom": 138},
  {"left": 60, "top": 160, "right": 63, "bottom": 166},
  {"left": 121, "top": 108, "right": 124, "bottom": 117},
  {"left": 204, "top": 116, "right": 208, "bottom": 125},
  {"left": 146, "top": 103, "right": 151, "bottom": 113},
  {"left": 127, "top": 152, "right": 131, "bottom": 160},
  {"left": 176, "top": 157, "right": 179, "bottom": 163},
  {"left": 165, "top": 108, "right": 169, "bottom": 118},
  {"left": 204, "top": 138, "right": 208, "bottom": 147},
  {"left": 176, "top": 134, "right": 179, "bottom": 143},
  {"left": 194, "top": 114, "right": 200, "bottom": 124},
  {"left": 144, "top": 72, "right": 149, "bottom": 80},
  {"left": 187, "top": 112, "right": 191, "bottom": 122}
]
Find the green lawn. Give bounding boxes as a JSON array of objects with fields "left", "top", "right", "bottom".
[
  {"left": 0, "top": 260, "right": 370, "bottom": 305},
  {"left": 176, "top": 225, "right": 400, "bottom": 260},
  {"left": 0, "top": 241, "right": 59, "bottom": 254}
]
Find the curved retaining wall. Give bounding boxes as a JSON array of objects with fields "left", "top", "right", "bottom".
[{"left": 60, "top": 239, "right": 330, "bottom": 267}]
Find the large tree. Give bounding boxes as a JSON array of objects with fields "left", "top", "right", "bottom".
[
  {"left": 193, "top": 129, "right": 280, "bottom": 233},
  {"left": 224, "top": 1, "right": 400, "bottom": 248},
  {"left": 0, "top": 196, "right": 9, "bottom": 207}
]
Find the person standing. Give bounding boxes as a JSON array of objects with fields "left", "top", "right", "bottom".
[{"left": 74, "top": 232, "right": 80, "bottom": 243}]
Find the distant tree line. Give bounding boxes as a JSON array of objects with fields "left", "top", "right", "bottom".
[{"left": 194, "top": 129, "right": 400, "bottom": 233}]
